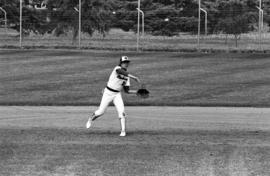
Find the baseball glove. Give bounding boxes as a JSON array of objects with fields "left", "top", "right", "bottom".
[{"left": 136, "top": 84, "right": 150, "bottom": 99}]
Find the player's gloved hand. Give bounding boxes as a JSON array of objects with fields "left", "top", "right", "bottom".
[{"left": 136, "top": 84, "right": 150, "bottom": 99}]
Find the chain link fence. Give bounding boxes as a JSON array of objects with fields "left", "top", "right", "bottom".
[{"left": 0, "top": 0, "right": 269, "bottom": 51}]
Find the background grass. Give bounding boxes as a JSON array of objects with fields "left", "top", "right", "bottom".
[
  {"left": 1, "top": 28, "right": 270, "bottom": 51},
  {"left": 1, "top": 49, "right": 270, "bottom": 106}
]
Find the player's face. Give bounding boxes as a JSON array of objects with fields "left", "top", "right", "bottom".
[{"left": 121, "top": 62, "right": 130, "bottom": 69}]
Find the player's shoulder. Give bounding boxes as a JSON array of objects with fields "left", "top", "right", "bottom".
[{"left": 114, "top": 66, "right": 121, "bottom": 70}]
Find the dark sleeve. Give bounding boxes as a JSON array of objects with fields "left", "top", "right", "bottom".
[
  {"left": 116, "top": 68, "right": 129, "bottom": 77},
  {"left": 123, "top": 86, "right": 130, "bottom": 93}
]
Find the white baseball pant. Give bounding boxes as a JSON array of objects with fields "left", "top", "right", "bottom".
[{"left": 94, "top": 88, "right": 126, "bottom": 119}]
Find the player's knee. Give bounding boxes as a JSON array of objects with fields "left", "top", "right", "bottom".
[{"left": 119, "top": 112, "right": 126, "bottom": 119}]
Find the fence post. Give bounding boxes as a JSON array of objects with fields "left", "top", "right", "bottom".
[
  {"left": 258, "top": 0, "right": 264, "bottom": 50},
  {"left": 197, "top": 0, "right": 201, "bottom": 51},
  {"left": 200, "top": 8, "right": 207, "bottom": 36},
  {"left": 20, "top": 0, "right": 22, "bottom": 48},
  {"left": 137, "top": 0, "right": 140, "bottom": 52},
  {"left": 137, "top": 8, "right": 144, "bottom": 36},
  {"left": 78, "top": 0, "right": 81, "bottom": 49},
  {"left": 0, "top": 7, "right": 7, "bottom": 33}
]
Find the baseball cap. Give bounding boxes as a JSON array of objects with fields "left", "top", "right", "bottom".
[{"left": 120, "top": 56, "right": 130, "bottom": 63}]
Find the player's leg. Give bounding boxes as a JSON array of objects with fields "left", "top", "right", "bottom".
[
  {"left": 113, "top": 93, "right": 126, "bottom": 136},
  {"left": 86, "top": 89, "right": 114, "bottom": 129}
]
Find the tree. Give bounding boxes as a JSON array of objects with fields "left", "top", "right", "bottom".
[
  {"left": 112, "top": 0, "right": 198, "bottom": 36},
  {"left": 264, "top": 1, "right": 270, "bottom": 29},
  {"left": 217, "top": 15, "right": 250, "bottom": 47},
  {"left": 0, "top": 0, "right": 114, "bottom": 42},
  {"left": 1, "top": 0, "right": 269, "bottom": 38},
  {"left": 46, "top": 0, "right": 113, "bottom": 43},
  {"left": 0, "top": 0, "right": 49, "bottom": 35},
  {"left": 215, "top": 0, "right": 254, "bottom": 47}
]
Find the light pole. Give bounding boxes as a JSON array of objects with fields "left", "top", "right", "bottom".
[
  {"left": 257, "top": 0, "right": 263, "bottom": 50},
  {"left": 197, "top": 0, "right": 201, "bottom": 50},
  {"left": 79, "top": 0, "right": 81, "bottom": 49},
  {"left": 198, "top": 0, "right": 208, "bottom": 50},
  {"left": 74, "top": 1, "right": 82, "bottom": 49},
  {"left": 20, "top": 0, "right": 22, "bottom": 48},
  {"left": 200, "top": 8, "right": 207, "bottom": 36},
  {"left": 136, "top": 8, "right": 144, "bottom": 36},
  {"left": 0, "top": 7, "right": 7, "bottom": 33},
  {"left": 137, "top": 0, "right": 140, "bottom": 52}
]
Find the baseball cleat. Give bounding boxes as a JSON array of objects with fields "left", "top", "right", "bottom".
[
  {"left": 119, "top": 131, "right": 126, "bottom": 137},
  {"left": 86, "top": 118, "right": 92, "bottom": 129}
]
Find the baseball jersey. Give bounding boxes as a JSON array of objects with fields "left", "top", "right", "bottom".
[{"left": 107, "top": 66, "right": 130, "bottom": 91}]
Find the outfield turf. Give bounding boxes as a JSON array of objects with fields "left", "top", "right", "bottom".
[
  {"left": 0, "top": 106, "right": 270, "bottom": 176},
  {"left": 1, "top": 49, "right": 270, "bottom": 106},
  {"left": 1, "top": 29, "right": 270, "bottom": 51}
]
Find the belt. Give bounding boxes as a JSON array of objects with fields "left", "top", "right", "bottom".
[{"left": 106, "top": 86, "right": 120, "bottom": 93}]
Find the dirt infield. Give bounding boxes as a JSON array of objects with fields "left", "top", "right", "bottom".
[
  {"left": 0, "top": 106, "right": 270, "bottom": 176},
  {"left": 1, "top": 106, "right": 270, "bottom": 131}
]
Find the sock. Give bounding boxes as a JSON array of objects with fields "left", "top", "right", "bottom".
[{"left": 120, "top": 118, "right": 126, "bottom": 132}]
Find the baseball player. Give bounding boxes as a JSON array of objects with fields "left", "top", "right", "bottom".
[{"left": 86, "top": 56, "right": 140, "bottom": 137}]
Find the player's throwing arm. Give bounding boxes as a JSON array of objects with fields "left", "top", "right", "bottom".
[{"left": 86, "top": 56, "right": 149, "bottom": 137}]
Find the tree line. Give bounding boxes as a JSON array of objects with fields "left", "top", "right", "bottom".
[{"left": 0, "top": 0, "right": 269, "bottom": 42}]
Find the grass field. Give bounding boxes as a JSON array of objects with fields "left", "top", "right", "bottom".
[
  {"left": 1, "top": 49, "right": 270, "bottom": 106},
  {"left": 1, "top": 28, "right": 270, "bottom": 51},
  {"left": 0, "top": 106, "right": 270, "bottom": 176}
]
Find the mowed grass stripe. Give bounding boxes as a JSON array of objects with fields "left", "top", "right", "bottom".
[
  {"left": 1, "top": 50, "right": 270, "bottom": 106},
  {"left": 1, "top": 128, "right": 270, "bottom": 176}
]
